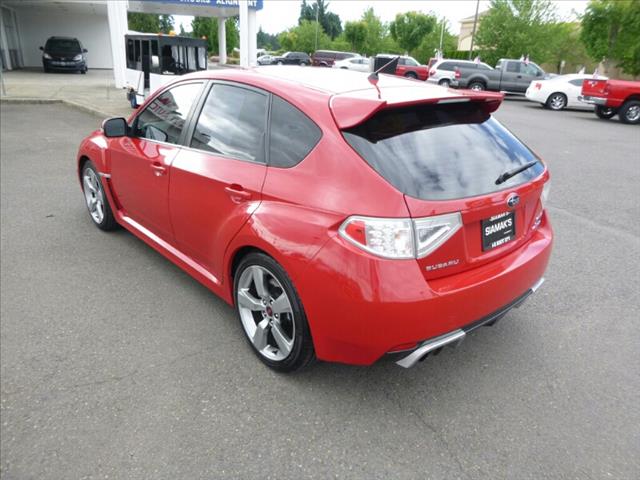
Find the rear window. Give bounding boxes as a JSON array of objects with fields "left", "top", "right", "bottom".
[
  {"left": 342, "top": 102, "right": 544, "bottom": 201},
  {"left": 438, "top": 62, "right": 455, "bottom": 71}
]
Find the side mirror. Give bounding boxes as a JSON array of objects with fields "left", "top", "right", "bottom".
[
  {"left": 536, "top": 71, "right": 542, "bottom": 77},
  {"left": 39, "top": 46, "right": 44, "bottom": 51},
  {"left": 102, "top": 117, "right": 128, "bottom": 137},
  {"left": 83, "top": 48, "right": 88, "bottom": 53}
]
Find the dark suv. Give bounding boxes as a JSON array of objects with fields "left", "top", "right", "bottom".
[
  {"left": 40, "top": 36, "right": 88, "bottom": 73},
  {"left": 271, "top": 52, "right": 311, "bottom": 66},
  {"left": 311, "top": 50, "right": 357, "bottom": 67}
]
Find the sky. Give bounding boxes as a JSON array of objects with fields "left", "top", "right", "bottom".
[{"left": 174, "top": 0, "right": 588, "bottom": 36}]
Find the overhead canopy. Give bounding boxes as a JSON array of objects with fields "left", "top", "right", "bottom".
[{"left": 128, "top": 0, "right": 263, "bottom": 17}]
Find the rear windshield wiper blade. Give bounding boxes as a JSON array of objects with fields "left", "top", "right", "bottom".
[{"left": 495, "top": 160, "right": 539, "bottom": 185}]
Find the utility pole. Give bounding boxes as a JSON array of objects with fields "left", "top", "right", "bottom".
[
  {"left": 439, "top": 17, "right": 445, "bottom": 52},
  {"left": 315, "top": 5, "right": 319, "bottom": 51},
  {"left": 468, "top": 0, "right": 480, "bottom": 60}
]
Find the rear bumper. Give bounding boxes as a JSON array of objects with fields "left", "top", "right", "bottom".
[
  {"left": 297, "top": 214, "right": 553, "bottom": 365},
  {"left": 393, "top": 277, "right": 544, "bottom": 367},
  {"left": 578, "top": 95, "right": 607, "bottom": 105}
]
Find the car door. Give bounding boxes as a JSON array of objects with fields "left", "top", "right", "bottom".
[
  {"left": 567, "top": 78, "right": 586, "bottom": 107},
  {"left": 169, "top": 82, "right": 269, "bottom": 278},
  {"left": 518, "top": 63, "right": 543, "bottom": 93},
  {"left": 109, "top": 81, "right": 204, "bottom": 242},
  {"left": 396, "top": 57, "right": 407, "bottom": 76},
  {"left": 501, "top": 61, "right": 521, "bottom": 91}
]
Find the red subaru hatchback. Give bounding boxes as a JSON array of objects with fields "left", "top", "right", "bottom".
[{"left": 77, "top": 67, "right": 552, "bottom": 372}]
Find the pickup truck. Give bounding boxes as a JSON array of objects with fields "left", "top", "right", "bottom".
[
  {"left": 579, "top": 78, "right": 640, "bottom": 124},
  {"left": 374, "top": 54, "right": 429, "bottom": 80},
  {"left": 454, "top": 59, "right": 547, "bottom": 93}
]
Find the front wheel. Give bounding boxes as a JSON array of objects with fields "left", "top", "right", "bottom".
[
  {"left": 277, "top": 61, "right": 284, "bottom": 66},
  {"left": 234, "top": 253, "right": 316, "bottom": 372},
  {"left": 438, "top": 79, "right": 451, "bottom": 87},
  {"left": 595, "top": 105, "right": 617, "bottom": 119},
  {"left": 405, "top": 72, "right": 418, "bottom": 79},
  {"left": 81, "top": 161, "right": 118, "bottom": 231},
  {"left": 618, "top": 100, "right": 640, "bottom": 124}
]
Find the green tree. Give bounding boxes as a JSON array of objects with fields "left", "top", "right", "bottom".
[
  {"left": 159, "top": 15, "right": 174, "bottom": 34},
  {"left": 299, "top": 0, "right": 343, "bottom": 40},
  {"left": 474, "top": 0, "right": 559, "bottom": 65},
  {"left": 412, "top": 19, "right": 457, "bottom": 63},
  {"left": 128, "top": 13, "right": 164, "bottom": 33},
  {"left": 257, "top": 27, "right": 280, "bottom": 51},
  {"left": 344, "top": 21, "right": 368, "bottom": 53},
  {"left": 389, "top": 12, "right": 437, "bottom": 54},
  {"left": 191, "top": 16, "right": 239, "bottom": 55},
  {"left": 581, "top": 0, "right": 640, "bottom": 76},
  {"left": 278, "top": 20, "right": 331, "bottom": 53}
]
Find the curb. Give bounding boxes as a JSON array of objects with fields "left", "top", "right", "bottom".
[{"left": 1, "top": 96, "right": 111, "bottom": 118}]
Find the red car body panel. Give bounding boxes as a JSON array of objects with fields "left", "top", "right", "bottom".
[
  {"left": 581, "top": 78, "right": 640, "bottom": 108},
  {"left": 395, "top": 64, "right": 429, "bottom": 81},
  {"left": 77, "top": 67, "right": 553, "bottom": 366}
]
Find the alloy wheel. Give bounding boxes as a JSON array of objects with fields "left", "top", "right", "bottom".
[
  {"left": 625, "top": 105, "right": 640, "bottom": 122},
  {"left": 83, "top": 168, "right": 105, "bottom": 224},
  {"left": 549, "top": 94, "right": 566, "bottom": 110},
  {"left": 237, "top": 265, "right": 295, "bottom": 361}
]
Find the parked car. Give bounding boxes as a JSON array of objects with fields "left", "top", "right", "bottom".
[
  {"left": 455, "top": 58, "right": 547, "bottom": 93},
  {"left": 525, "top": 74, "right": 606, "bottom": 111},
  {"left": 271, "top": 52, "right": 311, "bottom": 66},
  {"left": 333, "top": 56, "right": 370, "bottom": 72},
  {"left": 77, "top": 67, "right": 552, "bottom": 372},
  {"left": 428, "top": 59, "right": 493, "bottom": 87},
  {"left": 311, "top": 50, "right": 357, "bottom": 67},
  {"left": 580, "top": 78, "right": 640, "bottom": 124},
  {"left": 257, "top": 54, "right": 274, "bottom": 65},
  {"left": 40, "top": 36, "right": 88, "bottom": 74},
  {"left": 375, "top": 54, "right": 429, "bottom": 80}
]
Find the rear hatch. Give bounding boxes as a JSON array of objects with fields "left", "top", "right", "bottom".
[
  {"left": 341, "top": 100, "right": 548, "bottom": 280},
  {"left": 581, "top": 78, "right": 608, "bottom": 98}
]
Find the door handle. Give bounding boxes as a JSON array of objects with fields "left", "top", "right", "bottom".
[
  {"left": 224, "top": 184, "right": 252, "bottom": 203},
  {"left": 517, "top": 75, "right": 523, "bottom": 78},
  {"left": 150, "top": 162, "right": 166, "bottom": 176}
]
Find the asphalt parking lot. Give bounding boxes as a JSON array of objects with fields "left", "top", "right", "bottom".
[{"left": 1, "top": 99, "right": 639, "bottom": 480}]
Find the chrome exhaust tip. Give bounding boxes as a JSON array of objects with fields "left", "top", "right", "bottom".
[{"left": 396, "top": 329, "right": 466, "bottom": 368}]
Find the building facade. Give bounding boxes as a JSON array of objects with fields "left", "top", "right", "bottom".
[{"left": 0, "top": 0, "right": 262, "bottom": 88}]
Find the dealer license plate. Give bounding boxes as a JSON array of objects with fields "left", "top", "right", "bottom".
[{"left": 481, "top": 211, "right": 516, "bottom": 251}]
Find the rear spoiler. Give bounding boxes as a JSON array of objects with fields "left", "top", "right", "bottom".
[{"left": 330, "top": 87, "right": 504, "bottom": 129}]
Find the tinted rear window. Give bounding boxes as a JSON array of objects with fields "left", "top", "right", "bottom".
[{"left": 342, "top": 102, "right": 544, "bottom": 200}]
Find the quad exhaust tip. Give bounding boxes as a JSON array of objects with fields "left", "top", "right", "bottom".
[{"left": 396, "top": 277, "right": 545, "bottom": 368}]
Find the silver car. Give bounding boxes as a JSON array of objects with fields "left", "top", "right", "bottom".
[{"left": 427, "top": 59, "right": 493, "bottom": 87}]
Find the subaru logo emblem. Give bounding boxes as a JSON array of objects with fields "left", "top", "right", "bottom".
[{"left": 507, "top": 193, "right": 520, "bottom": 208}]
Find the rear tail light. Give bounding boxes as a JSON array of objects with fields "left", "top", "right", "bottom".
[
  {"left": 454, "top": 68, "right": 461, "bottom": 79},
  {"left": 541, "top": 180, "right": 551, "bottom": 210},
  {"left": 339, "top": 213, "right": 462, "bottom": 259}
]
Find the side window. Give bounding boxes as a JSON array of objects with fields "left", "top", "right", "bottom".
[
  {"left": 439, "top": 62, "right": 453, "bottom": 71},
  {"left": 191, "top": 84, "right": 268, "bottom": 163},
  {"left": 506, "top": 62, "right": 520, "bottom": 73},
  {"left": 134, "top": 82, "right": 202, "bottom": 144},
  {"left": 398, "top": 58, "right": 406, "bottom": 66},
  {"left": 569, "top": 79, "right": 584, "bottom": 87},
  {"left": 523, "top": 64, "right": 542, "bottom": 76},
  {"left": 269, "top": 96, "right": 322, "bottom": 168}
]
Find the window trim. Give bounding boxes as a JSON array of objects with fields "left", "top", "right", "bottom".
[
  {"left": 182, "top": 79, "right": 271, "bottom": 165},
  {"left": 129, "top": 80, "right": 206, "bottom": 147}
]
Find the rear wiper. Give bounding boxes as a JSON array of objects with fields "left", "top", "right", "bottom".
[{"left": 495, "top": 160, "right": 539, "bottom": 185}]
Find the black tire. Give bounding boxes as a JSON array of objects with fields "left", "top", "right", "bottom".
[
  {"left": 545, "top": 92, "right": 567, "bottom": 111},
  {"left": 81, "top": 161, "right": 118, "bottom": 231},
  {"left": 438, "top": 78, "right": 451, "bottom": 87},
  {"left": 234, "top": 252, "right": 316, "bottom": 373},
  {"left": 81, "top": 69, "right": 87, "bottom": 74},
  {"left": 595, "top": 105, "right": 617, "bottom": 120},
  {"left": 618, "top": 100, "right": 640, "bottom": 124},
  {"left": 277, "top": 61, "right": 283, "bottom": 66},
  {"left": 468, "top": 80, "right": 485, "bottom": 91},
  {"left": 405, "top": 72, "right": 418, "bottom": 79}
]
